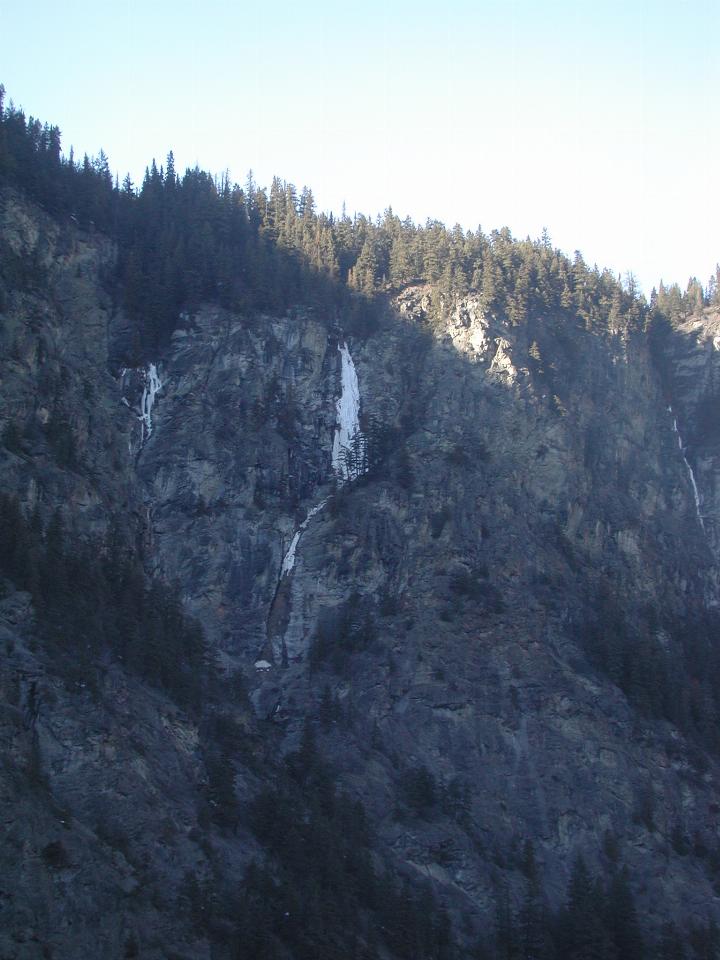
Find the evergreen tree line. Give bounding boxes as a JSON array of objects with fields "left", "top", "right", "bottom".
[
  {"left": 491, "top": 847, "right": 717, "bottom": 960},
  {"left": 652, "top": 272, "right": 720, "bottom": 328},
  {"left": 0, "top": 494, "right": 206, "bottom": 708},
  {"left": 578, "top": 586, "right": 720, "bottom": 756},
  {"left": 8, "top": 85, "right": 719, "bottom": 364},
  {"left": 0, "top": 86, "right": 115, "bottom": 231}
]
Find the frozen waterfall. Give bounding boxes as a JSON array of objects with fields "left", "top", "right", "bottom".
[
  {"left": 280, "top": 499, "right": 329, "bottom": 578},
  {"left": 139, "top": 364, "right": 162, "bottom": 443},
  {"left": 332, "top": 342, "right": 364, "bottom": 481},
  {"left": 670, "top": 408, "right": 704, "bottom": 531},
  {"left": 120, "top": 363, "right": 163, "bottom": 451},
  {"left": 276, "top": 341, "right": 364, "bottom": 589},
  {"left": 272, "top": 342, "right": 365, "bottom": 596}
]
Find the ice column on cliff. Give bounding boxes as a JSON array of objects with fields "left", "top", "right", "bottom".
[
  {"left": 280, "top": 499, "right": 329, "bottom": 577},
  {"left": 331, "top": 342, "right": 363, "bottom": 481},
  {"left": 260, "top": 344, "right": 366, "bottom": 670},
  {"left": 275, "top": 343, "right": 363, "bottom": 584},
  {"left": 139, "top": 364, "right": 162, "bottom": 443},
  {"left": 670, "top": 408, "right": 704, "bottom": 531}
]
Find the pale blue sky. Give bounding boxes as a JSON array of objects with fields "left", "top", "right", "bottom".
[{"left": 3, "top": 0, "right": 719, "bottom": 295}]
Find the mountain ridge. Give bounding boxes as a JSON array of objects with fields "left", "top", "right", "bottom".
[{"left": 2, "top": 95, "right": 720, "bottom": 958}]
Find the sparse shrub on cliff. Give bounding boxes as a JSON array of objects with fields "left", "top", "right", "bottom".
[
  {"left": 0, "top": 494, "right": 207, "bottom": 710},
  {"left": 397, "top": 765, "right": 438, "bottom": 818},
  {"left": 41, "top": 839, "right": 70, "bottom": 869},
  {"left": 310, "top": 593, "right": 377, "bottom": 675}
]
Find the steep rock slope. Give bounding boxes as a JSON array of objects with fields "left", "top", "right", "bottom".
[
  {"left": 3, "top": 186, "right": 720, "bottom": 956},
  {"left": 659, "top": 305, "right": 720, "bottom": 560},
  {"left": 139, "top": 278, "right": 720, "bottom": 926},
  {"left": 0, "top": 190, "right": 249, "bottom": 959}
]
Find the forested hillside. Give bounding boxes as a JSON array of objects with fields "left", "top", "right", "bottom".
[
  {"left": 2, "top": 87, "right": 720, "bottom": 960},
  {"left": 6, "top": 81, "right": 718, "bottom": 357}
]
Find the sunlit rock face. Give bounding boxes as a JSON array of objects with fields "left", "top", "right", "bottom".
[{"left": 2, "top": 190, "right": 720, "bottom": 958}]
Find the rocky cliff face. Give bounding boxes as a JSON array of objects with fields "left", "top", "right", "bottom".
[
  {"left": 658, "top": 306, "right": 720, "bottom": 561},
  {"left": 2, "top": 188, "right": 720, "bottom": 957}
]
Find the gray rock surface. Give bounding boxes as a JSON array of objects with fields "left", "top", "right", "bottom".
[{"left": 2, "top": 188, "right": 720, "bottom": 956}]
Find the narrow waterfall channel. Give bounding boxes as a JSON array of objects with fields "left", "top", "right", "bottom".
[
  {"left": 669, "top": 406, "right": 705, "bottom": 531},
  {"left": 279, "top": 499, "right": 329, "bottom": 578},
  {"left": 331, "top": 342, "right": 363, "bottom": 481},
  {"left": 258, "top": 341, "right": 365, "bottom": 669},
  {"left": 278, "top": 342, "right": 364, "bottom": 577},
  {"left": 120, "top": 363, "right": 163, "bottom": 450},
  {"left": 139, "top": 364, "right": 163, "bottom": 443}
]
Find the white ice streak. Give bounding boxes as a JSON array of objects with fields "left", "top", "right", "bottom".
[
  {"left": 139, "top": 364, "right": 162, "bottom": 443},
  {"left": 275, "top": 343, "right": 360, "bottom": 588},
  {"left": 686, "top": 464, "right": 703, "bottom": 527},
  {"left": 280, "top": 499, "right": 329, "bottom": 578},
  {"left": 332, "top": 342, "right": 363, "bottom": 481},
  {"left": 670, "top": 408, "right": 704, "bottom": 530}
]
